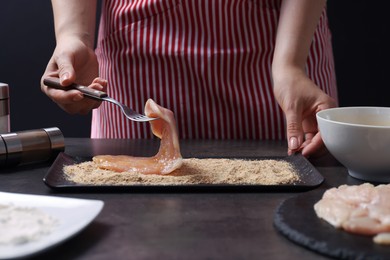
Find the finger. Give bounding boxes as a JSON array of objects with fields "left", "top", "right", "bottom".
[
  {"left": 41, "top": 59, "right": 59, "bottom": 91},
  {"left": 56, "top": 55, "right": 76, "bottom": 86},
  {"left": 44, "top": 60, "right": 60, "bottom": 78},
  {"left": 285, "top": 111, "right": 304, "bottom": 155},
  {"left": 88, "top": 78, "right": 108, "bottom": 93},
  {"left": 48, "top": 87, "right": 84, "bottom": 104},
  {"left": 41, "top": 74, "right": 83, "bottom": 103},
  {"left": 48, "top": 89, "right": 101, "bottom": 115},
  {"left": 91, "top": 77, "right": 108, "bottom": 87},
  {"left": 301, "top": 132, "right": 328, "bottom": 158}
]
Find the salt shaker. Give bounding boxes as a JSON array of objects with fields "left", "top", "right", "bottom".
[{"left": 0, "top": 83, "right": 10, "bottom": 133}]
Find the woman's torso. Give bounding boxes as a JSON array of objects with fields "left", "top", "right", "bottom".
[{"left": 93, "top": 0, "right": 337, "bottom": 139}]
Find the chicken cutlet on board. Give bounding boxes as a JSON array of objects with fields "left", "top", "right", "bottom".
[{"left": 314, "top": 183, "right": 390, "bottom": 244}]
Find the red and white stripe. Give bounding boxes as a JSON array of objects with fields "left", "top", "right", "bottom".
[{"left": 92, "top": 0, "right": 337, "bottom": 140}]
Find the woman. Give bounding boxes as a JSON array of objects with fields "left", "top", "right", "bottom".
[{"left": 41, "top": 0, "right": 337, "bottom": 157}]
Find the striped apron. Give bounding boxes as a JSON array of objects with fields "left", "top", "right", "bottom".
[{"left": 92, "top": 0, "right": 338, "bottom": 139}]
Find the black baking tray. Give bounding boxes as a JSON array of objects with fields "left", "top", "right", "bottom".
[
  {"left": 274, "top": 189, "right": 390, "bottom": 259},
  {"left": 43, "top": 152, "right": 324, "bottom": 192}
]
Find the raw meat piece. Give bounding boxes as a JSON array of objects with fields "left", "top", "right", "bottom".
[
  {"left": 314, "top": 183, "right": 390, "bottom": 244},
  {"left": 93, "top": 99, "right": 182, "bottom": 174}
]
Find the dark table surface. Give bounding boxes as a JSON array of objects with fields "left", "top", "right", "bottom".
[{"left": 0, "top": 138, "right": 366, "bottom": 260}]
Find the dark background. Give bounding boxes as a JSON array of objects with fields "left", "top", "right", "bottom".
[{"left": 0, "top": 1, "right": 389, "bottom": 138}]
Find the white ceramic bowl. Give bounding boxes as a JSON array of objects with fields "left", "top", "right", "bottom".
[{"left": 317, "top": 107, "right": 390, "bottom": 182}]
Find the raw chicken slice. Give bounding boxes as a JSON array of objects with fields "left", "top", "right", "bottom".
[
  {"left": 367, "top": 184, "right": 390, "bottom": 225},
  {"left": 314, "top": 199, "right": 357, "bottom": 228},
  {"left": 314, "top": 183, "right": 390, "bottom": 243},
  {"left": 93, "top": 99, "right": 182, "bottom": 174},
  {"left": 342, "top": 216, "right": 385, "bottom": 235},
  {"left": 323, "top": 183, "right": 376, "bottom": 205}
]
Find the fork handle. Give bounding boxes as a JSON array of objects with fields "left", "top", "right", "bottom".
[{"left": 43, "top": 77, "right": 108, "bottom": 99}]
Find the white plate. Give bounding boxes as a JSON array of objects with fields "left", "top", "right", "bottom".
[{"left": 0, "top": 192, "right": 104, "bottom": 259}]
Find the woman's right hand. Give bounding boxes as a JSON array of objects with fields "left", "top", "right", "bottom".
[{"left": 41, "top": 36, "right": 102, "bottom": 115}]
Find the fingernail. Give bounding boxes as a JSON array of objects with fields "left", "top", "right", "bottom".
[
  {"left": 289, "top": 137, "right": 299, "bottom": 150},
  {"left": 61, "top": 73, "right": 69, "bottom": 82}
]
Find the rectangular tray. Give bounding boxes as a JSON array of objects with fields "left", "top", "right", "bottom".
[{"left": 43, "top": 152, "right": 324, "bottom": 192}]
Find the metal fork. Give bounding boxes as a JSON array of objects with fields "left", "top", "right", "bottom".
[{"left": 43, "top": 77, "right": 158, "bottom": 122}]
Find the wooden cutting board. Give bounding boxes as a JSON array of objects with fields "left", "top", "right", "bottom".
[{"left": 273, "top": 189, "right": 390, "bottom": 259}]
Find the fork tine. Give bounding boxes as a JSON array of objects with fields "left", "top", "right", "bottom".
[
  {"left": 129, "top": 115, "right": 158, "bottom": 122},
  {"left": 105, "top": 97, "right": 158, "bottom": 122}
]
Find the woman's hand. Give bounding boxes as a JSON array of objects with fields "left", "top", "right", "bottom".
[
  {"left": 41, "top": 36, "right": 101, "bottom": 115},
  {"left": 42, "top": 0, "right": 99, "bottom": 115},
  {"left": 273, "top": 67, "right": 337, "bottom": 157}
]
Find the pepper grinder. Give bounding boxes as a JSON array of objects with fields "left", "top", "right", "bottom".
[
  {"left": 0, "top": 127, "right": 65, "bottom": 167},
  {"left": 0, "top": 83, "right": 10, "bottom": 134}
]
